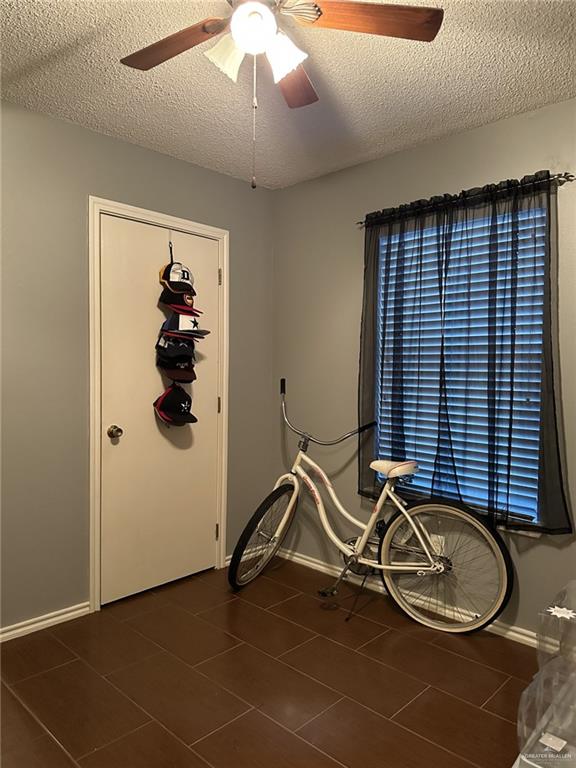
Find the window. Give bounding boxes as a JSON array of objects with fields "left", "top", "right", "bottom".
[
  {"left": 359, "top": 173, "right": 571, "bottom": 533},
  {"left": 374, "top": 209, "right": 546, "bottom": 523}
]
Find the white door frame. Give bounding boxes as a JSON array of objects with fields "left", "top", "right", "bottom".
[{"left": 88, "top": 196, "right": 229, "bottom": 612}]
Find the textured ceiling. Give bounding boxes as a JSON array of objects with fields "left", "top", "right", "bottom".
[{"left": 2, "top": 0, "right": 575, "bottom": 188}]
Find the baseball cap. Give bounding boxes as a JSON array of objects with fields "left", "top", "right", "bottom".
[
  {"left": 156, "top": 350, "right": 196, "bottom": 380},
  {"left": 161, "top": 313, "right": 211, "bottom": 340},
  {"left": 159, "top": 368, "right": 197, "bottom": 384},
  {"left": 153, "top": 383, "right": 197, "bottom": 425},
  {"left": 155, "top": 333, "right": 196, "bottom": 359},
  {"left": 159, "top": 287, "right": 200, "bottom": 316},
  {"left": 159, "top": 261, "right": 196, "bottom": 295}
]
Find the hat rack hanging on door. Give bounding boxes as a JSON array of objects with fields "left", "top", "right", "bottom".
[{"left": 153, "top": 233, "right": 210, "bottom": 426}]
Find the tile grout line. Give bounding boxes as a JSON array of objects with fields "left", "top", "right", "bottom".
[
  {"left": 293, "top": 696, "right": 346, "bottom": 733},
  {"left": 75, "top": 721, "right": 152, "bottom": 762},
  {"left": 190, "top": 641, "right": 247, "bottom": 669},
  {"left": 352, "top": 639, "right": 516, "bottom": 702},
  {"left": 187, "top": 747, "right": 218, "bottom": 768},
  {"left": 282, "top": 635, "right": 524, "bottom": 732},
  {"left": 265, "top": 589, "right": 396, "bottom": 634},
  {"left": 387, "top": 714, "right": 486, "bottom": 768},
  {"left": 42, "top": 622, "right": 172, "bottom": 681},
  {"left": 256, "top": 708, "right": 352, "bottom": 768},
  {"left": 389, "top": 684, "right": 430, "bottom": 720},
  {"left": 353, "top": 627, "right": 391, "bottom": 651},
  {"left": 3, "top": 682, "right": 85, "bottom": 768},
  {"left": 100, "top": 670, "right": 236, "bottom": 760},
  {"left": 188, "top": 707, "right": 256, "bottom": 747},
  {"left": 192, "top": 661, "right": 347, "bottom": 748},
  {"left": 263, "top": 593, "right": 304, "bottom": 610},
  {"left": 5, "top": 657, "right": 79, "bottom": 686},
  {"left": 427, "top": 636, "right": 536, "bottom": 681},
  {"left": 102, "top": 650, "right": 168, "bottom": 680},
  {"left": 275, "top": 634, "right": 320, "bottom": 659},
  {"left": 479, "top": 675, "right": 511, "bottom": 709},
  {"left": 275, "top": 647, "right": 514, "bottom": 760}
]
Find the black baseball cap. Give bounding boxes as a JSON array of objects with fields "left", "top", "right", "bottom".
[
  {"left": 159, "top": 261, "right": 196, "bottom": 295},
  {"left": 156, "top": 351, "right": 196, "bottom": 380},
  {"left": 153, "top": 383, "right": 197, "bottom": 425},
  {"left": 159, "top": 287, "right": 200, "bottom": 316}
]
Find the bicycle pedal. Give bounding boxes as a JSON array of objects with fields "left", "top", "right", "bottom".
[{"left": 318, "top": 587, "right": 337, "bottom": 598}]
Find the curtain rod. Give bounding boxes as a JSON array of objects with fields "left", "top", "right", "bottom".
[{"left": 357, "top": 171, "right": 575, "bottom": 228}]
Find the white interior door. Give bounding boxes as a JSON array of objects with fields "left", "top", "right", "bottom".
[{"left": 100, "top": 215, "right": 221, "bottom": 604}]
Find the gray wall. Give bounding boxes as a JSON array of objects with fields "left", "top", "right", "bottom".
[
  {"left": 1, "top": 102, "right": 277, "bottom": 627},
  {"left": 273, "top": 98, "right": 576, "bottom": 633},
  {"left": 2, "top": 97, "right": 575, "bottom": 633}
]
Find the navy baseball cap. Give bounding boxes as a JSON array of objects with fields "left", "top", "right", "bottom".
[{"left": 155, "top": 333, "right": 196, "bottom": 359}]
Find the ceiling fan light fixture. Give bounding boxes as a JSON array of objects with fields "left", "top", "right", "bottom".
[
  {"left": 204, "top": 33, "right": 245, "bottom": 82},
  {"left": 266, "top": 31, "right": 308, "bottom": 84},
  {"left": 231, "top": 1, "right": 278, "bottom": 55}
]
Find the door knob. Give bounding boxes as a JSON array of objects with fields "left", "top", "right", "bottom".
[{"left": 107, "top": 425, "right": 124, "bottom": 439}]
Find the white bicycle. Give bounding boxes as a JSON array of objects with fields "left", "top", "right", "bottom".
[{"left": 229, "top": 379, "right": 514, "bottom": 633}]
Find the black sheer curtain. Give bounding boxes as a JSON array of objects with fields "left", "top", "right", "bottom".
[{"left": 358, "top": 171, "right": 572, "bottom": 533}]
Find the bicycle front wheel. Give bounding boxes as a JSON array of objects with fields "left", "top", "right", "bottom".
[
  {"left": 379, "top": 502, "right": 513, "bottom": 633},
  {"left": 228, "top": 484, "right": 297, "bottom": 589}
]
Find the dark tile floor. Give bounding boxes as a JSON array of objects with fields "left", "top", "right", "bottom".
[{"left": 1, "top": 558, "right": 536, "bottom": 768}]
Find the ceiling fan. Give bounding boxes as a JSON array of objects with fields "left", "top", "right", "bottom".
[{"left": 121, "top": 0, "right": 444, "bottom": 108}]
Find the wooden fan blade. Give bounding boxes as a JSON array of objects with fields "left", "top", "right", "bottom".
[
  {"left": 121, "top": 18, "right": 229, "bottom": 70},
  {"left": 305, "top": 2, "right": 443, "bottom": 42},
  {"left": 278, "top": 65, "right": 319, "bottom": 108}
]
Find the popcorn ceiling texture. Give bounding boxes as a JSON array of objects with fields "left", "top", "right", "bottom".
[{"left": 1, "top": 0, "right": 575, "bottom": 189}]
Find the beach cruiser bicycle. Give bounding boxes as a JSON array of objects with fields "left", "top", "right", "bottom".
[{"left": 229, "top": 380, "right": 513, "bottom": 633}]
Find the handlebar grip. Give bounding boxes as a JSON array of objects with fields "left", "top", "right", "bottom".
[
  {"left": 358, "top": 420, "right": 376, "bottom": 434},
  {"left": 280, "top": 378, "right": 286, "bottom": 395}
]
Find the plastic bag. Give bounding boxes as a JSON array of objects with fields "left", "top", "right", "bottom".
[{"left": 516, "top": 580, "right": 576, "bottom": 766}]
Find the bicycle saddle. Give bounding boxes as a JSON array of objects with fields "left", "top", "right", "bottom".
[{"left": 370, "top": 459, "right": 418, "bottom": 478}]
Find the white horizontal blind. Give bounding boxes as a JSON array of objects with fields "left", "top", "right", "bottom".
[{"left": 375, "top": 208, "right": 546, "bottom": 521}]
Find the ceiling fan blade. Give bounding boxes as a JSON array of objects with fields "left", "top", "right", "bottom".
[
  {"left": 278, "top": 65, "right": 319, "bottom": 108},
  {"left": 121, "top": 18, "right": 229, "bottom": 70},
  {"left": 304, "top": 2, "right": 443, "bottom": 42}
]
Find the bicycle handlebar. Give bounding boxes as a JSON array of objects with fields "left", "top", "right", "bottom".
[{"left": 280, "top": 378, "right": 375, "bottom": 446}]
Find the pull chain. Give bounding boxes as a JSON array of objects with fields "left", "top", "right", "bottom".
[{"left": 251, "top": 55, "right": 258, "bottom": 190}]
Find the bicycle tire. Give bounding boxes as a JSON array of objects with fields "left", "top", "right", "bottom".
[
  {"left": 378, "top": 501, "right": 514, "bottom": 633},
  {"left": 228, "top": 484, "right": 297, "bottom": 589}
]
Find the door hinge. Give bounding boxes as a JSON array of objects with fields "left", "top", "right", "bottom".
[
  {"left": 218, "top": 267, "right": 222, "bottom": 286},
  {"left": 215, "top": 523, "right": 220, "bottom": 540},
  {"left": 217, "top": 396, "right": 221, "bottom": 413}
]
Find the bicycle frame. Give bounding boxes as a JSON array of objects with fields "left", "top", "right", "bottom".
[{"left": 274, "top": 450, "right": 439, "bottom": 574}]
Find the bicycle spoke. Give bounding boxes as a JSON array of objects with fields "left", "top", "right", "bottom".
[{"left": 382, "top": 504, "right": 508, "bottom": 631}]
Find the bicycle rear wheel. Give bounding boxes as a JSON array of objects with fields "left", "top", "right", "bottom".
[
  {"left": 379, "top": 502, "right": 513, "bottom": 633},
  {"left": 228, "top": 484, "right": 297, "bottom": 589}
]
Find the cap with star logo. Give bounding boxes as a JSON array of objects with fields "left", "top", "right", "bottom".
[
  {"left": 160, "top": 313, "right": 211, "bottom": 340},
  {"left": 153, "top": 383, "right": 198, "bottom": 425}
]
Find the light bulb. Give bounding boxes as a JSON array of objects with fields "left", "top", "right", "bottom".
[
  {"left": 231, "top": 1, "right": 278, "bottom": 55},
  {"left": 266, "top": 31, "right": 308, "bottom": 83},
  {"left": 204, "top": 34, "right": 245, "bottom": 82}
]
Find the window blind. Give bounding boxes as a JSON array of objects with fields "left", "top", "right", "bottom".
[{"left": 375, "top": 208, "right": 546, "bottom": 522}]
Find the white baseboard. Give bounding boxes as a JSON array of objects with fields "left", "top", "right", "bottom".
[
  {"left": 0, "top": 602, "right": 91, "bottom": 642},
  {"left": 277, "top": 548, "right": 538, "bottom": 649}
]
